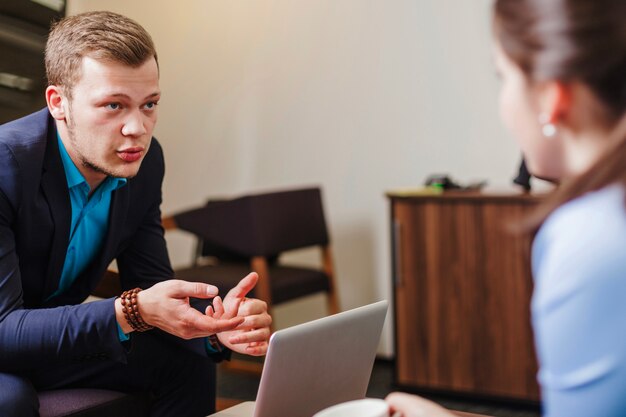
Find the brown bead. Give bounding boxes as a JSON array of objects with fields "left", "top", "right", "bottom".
[{"left": 119, "top": 288, "right": 153, "bottom": 332}]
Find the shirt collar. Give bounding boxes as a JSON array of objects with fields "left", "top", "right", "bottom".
[{"left": 57, "top": 132, "right": 127, "bottom": 192}]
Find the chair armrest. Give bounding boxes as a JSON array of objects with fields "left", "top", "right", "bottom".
[
  {"left": 162, "top": 215, "right": 178, "bottom": 231},
  {"left": 91, "top": 270, "right": 122, "bottom": 299}
]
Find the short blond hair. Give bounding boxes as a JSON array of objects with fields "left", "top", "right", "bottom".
[{"left": 45, "top": 11, "right": 158, "bottom": 96}]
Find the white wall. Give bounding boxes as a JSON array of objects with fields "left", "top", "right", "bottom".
[{"left": 67, "top": 0, "right": 520, "bottom": 357}]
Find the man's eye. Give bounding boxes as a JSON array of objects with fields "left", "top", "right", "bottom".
[
  {"left": 106, "top": 103, "right": 121, "bottom": 110},
  {"left": 143, "top": 101, "right": 158, "bottom": 110}
]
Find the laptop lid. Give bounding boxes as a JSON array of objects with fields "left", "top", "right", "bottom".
[{"left": 252, "top": 300, "right": 388, "bottom": 417}]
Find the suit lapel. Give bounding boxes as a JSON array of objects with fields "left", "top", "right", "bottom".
[{"left": 40, "top": 120, "right": 71, "bottom": 299}]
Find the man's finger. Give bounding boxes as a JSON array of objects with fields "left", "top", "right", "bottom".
[
  {"left": 212, "top": 296, "right": 225, "bottom": 318},
  {"left": 234, "top": 312, "right": 272, "bottom": 331},
  {"left": 228, "top": 328, "right": 271, "bottom": 345},
  {"left": 208, "top": 316, "right": 245, "bottom": 333},
  {"left": 224, "top": 272, "right": 258, "bottom": 301},
  {"left": 205, "top": 305, "right": 214, "bottom": 316},
  {"left": 245, "top": 342, "right": 268, "bottom": 356},
  {"left": 238, "top": 298, "right": 268, "bottom": 316},
  {"left": 169, "top": 280, "right": 219, "bottom": 299},
  {"left": 187, "top": 311, "right": 244, "bottom": 335}
]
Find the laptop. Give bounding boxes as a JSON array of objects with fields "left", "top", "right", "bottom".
[{"left": 209, "top": 300, "right": 388, "bottom": 417}]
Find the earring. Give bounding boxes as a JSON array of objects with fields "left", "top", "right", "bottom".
[{"left": 538, "top": 113, "right": 557, "bottom": 138}]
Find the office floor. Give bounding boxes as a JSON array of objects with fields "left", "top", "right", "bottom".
[{"left": 216, "top": 359, "right": 541, "bottom": 417}]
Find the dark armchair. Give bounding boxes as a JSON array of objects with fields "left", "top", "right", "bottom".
[
  {"left": 164, "top": 187, "right": 340, "bottom": 323},
  {"left": 36, "top": 272, "right": 147, "bottom": 417},
  {"left": 38, "top": 389, "right": 148, "bottom": 417}
]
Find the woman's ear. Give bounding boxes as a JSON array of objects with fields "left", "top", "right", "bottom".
[
  {"left": 536, "top": 81, "right": 572, "bottom": 125},
  {"left": 46, "top": 85, "right": 67, "bottom": 120}
]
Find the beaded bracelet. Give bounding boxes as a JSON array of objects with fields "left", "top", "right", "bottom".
[{"left": 120, "top": 288, "right": 154, "bottom": 332}]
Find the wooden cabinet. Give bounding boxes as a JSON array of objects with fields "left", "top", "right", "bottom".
[
  {"left": 389, "top": 191, "right": 542, "bottom": 402},
  {"left": 0, "top": 1, "right": 65, "bottom": 123}
]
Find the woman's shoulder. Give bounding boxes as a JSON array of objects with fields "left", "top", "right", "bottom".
[
  {"left": 541, "top": 183, "right": 626, "bottom": 242},
  {"left": 532, "top": 184, "right": 626, "bottom": 286}
]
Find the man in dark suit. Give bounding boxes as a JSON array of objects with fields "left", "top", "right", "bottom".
[{"left": 0, "top": 11, "right": 271, "bottom": 417}]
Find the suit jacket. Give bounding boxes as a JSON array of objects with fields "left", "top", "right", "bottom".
[{"left": 0, "top": 109, "right": 199, "bottom": 372}]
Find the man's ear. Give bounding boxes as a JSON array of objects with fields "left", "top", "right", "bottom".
[
  {"left": 46, "top": 85, "right": 68, "bottom": 120},
  {"left": 536, "top": 81, "right": 572, "bottom": 125}
]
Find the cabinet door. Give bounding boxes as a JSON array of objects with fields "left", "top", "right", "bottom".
[
  {"left": 0, "top": 15, "right": 49, "bottom": 123},
  {"left": 393, "top": 198, "right": 540, "bottom": 401}
]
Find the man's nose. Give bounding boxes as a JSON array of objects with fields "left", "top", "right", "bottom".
[{"left": 121, "top": 111, "right": 147, "bottom": 137}]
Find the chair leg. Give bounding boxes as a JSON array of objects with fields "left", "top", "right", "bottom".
[
  {"left": 250, "top": 257, "right": 276, "bottom": 334},
  {"left": 321, "top": 246, "right": 340, "bottom": 315},
  {"left": 326, "top": 291, "right": 340, "bottom": 316},
  {"left": 250, "top": 257, "right": 273, "bottom": 307}
]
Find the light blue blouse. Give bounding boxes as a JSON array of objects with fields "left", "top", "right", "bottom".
[{"left": 532, "top": 184, "right": 626, "bottom": 417}]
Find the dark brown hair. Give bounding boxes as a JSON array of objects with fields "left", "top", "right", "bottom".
[
  {"left": 45, "top": 11, "right": 158, "bottom": 98},
  {"left": 493, "top": 0, "right": 626, "bottom": 232}
]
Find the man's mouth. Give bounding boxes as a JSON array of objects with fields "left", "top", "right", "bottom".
[{"left": 117, "top": 147, "right": 144, "bottom": 163}]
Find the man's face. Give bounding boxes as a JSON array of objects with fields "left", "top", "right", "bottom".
[{"left": 57, "top": 56, "right": 160, "bottom": 188}]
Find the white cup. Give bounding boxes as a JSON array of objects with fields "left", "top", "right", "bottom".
[{"left": 313, "top": 398, "right": 400, "bottom": 417}]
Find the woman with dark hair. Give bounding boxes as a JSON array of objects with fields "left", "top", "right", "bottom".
[{"left": 386, "top": 0, "right": 626, "bottom": 416}]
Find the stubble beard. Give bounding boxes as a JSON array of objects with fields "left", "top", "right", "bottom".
[{"left": 65, "top": 106, "right": 137, "bottom": 180}]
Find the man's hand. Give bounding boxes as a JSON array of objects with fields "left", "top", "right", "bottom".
[
  {"left": 213, "top": 273, "right": 272, "bottom": 356},
  {"left": 123, "top": 280, "right": 245, "bottom": 339}
]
